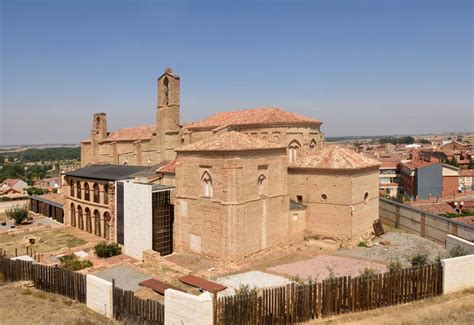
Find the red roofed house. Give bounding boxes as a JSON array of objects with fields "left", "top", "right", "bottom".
[{"left": 1, "top": 178, "right": 28, "bottom": 192}]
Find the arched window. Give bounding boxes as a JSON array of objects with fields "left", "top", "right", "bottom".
[
  {"left": 258, "top": 174, "right": 267, "bottom": 196},
  {"left": 76, "top": 181, "right": 82, "bottom": 199},
  {"left": 103, "top": 212, "right": 111, "bottom": 240},
  {"left": 309, "top": 139, "right": 317, "bottom": 151},
  {"left": 70, "top": 203, "right": 76, "bottom": 227},
  {"left": 84, "top": 183, "right": 90, "bottom": 201},
  {"left": 103, "top": 184, "right": 109, "bottom": 205},
  {"left": 288, "top": 140, "right": 301, "bottom": 162},
  {"left": 77, "top": 206, "right": 84, "bottom": 230},
  {"left": 93, "top": 183, "right": 100, "bottom": 203},
  {"left": 69, "top": 179, "right": 74, "bottom": 197},
  {"left": 94, "top": 210, "right": 101, "bottom": 237},
  {"left": 201, "top": 171, "right": 213, "bottom": 198},
  {"left": 85, "top": 208, "right": 92, "bottom": 233}
]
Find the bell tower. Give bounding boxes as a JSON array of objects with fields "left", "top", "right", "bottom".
[
  {"left": 157, "top": 68, "right": 180, "bottom": 161},
  {"left": 91, "top": 113, "right": 107, "bottom": 163}
]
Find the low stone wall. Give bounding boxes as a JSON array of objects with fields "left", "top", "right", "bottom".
[
  {"left": 86, "top": 274, "right": 113, "bottom": 318},
  {"left": 379, "top": 198, "right": 474, "bottom": 245},
  {"left": 441, "top": 255, "right": 474, "bottom": 294},
  {"left": 164, "top": 289, "right": 213, "bottom": 325},
  {"left": 446, "top": 234, "right": 474, "bottom": 255}
]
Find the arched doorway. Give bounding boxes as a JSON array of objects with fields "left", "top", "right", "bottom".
[
  {"left": 77, "top": 206, "right": 84, "bottom": 230},
  {"left": 70, "top": 203, "right": 76, "bottom": 227},
  {"left": 85, "top": 208, "right": 92, "bottom": 233},
  {"left": 94, "top": 210, "right": 101, "bottom": 237}
]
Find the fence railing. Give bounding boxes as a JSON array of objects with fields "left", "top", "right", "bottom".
[
  {"left": 113, "top": 285, "right": 165, "bottom": 323},
  {"left": 216, "top": 263, "right": 443, "bottom": 324},
  {"left": 1, "top": 255, "right": 87, "bottom": 303}
]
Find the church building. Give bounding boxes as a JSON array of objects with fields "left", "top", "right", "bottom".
[{"left": 64, "top": 68, "right": 380, "bottom": 261}]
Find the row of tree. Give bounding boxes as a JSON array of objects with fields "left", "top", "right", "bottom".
[
  {"left": 0, "top": 147, "right": 80, "bottom": 164},
  {"left": 0, "top": 163, "right": 53, "bottom": 185}
]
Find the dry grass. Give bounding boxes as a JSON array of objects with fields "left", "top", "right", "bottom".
[
  {"left": 0, "top": 282, "right": 117, "bottom": 324},
  {"left": 309, "top": 289, "right": 474, "bottom": 324},
  {"left": 0, "top": 227, "right": 87, "bottom": 256}
]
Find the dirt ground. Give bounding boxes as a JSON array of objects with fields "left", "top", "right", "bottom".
[
  {"left": 0, "top": 226, "right": 98, "bottom": 256},
  {"left": 0, "top": 280, "right": 116, "bottom": 324},
  {"left": 311, "top": 288, "right": 474, "bottom": 324}
]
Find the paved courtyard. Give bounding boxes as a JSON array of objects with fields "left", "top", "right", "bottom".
[
  {"left": 215, "top": 271, "right": 290, "bottom": 296},
  {"left": 267, "top": 255, "right": 388, "bottom": 281},
  {"left": 93, "top": 265, "right": 151, "bottom": 292},
  {"left": 336, "top": 231, "right": 448, "bottom": 267}
]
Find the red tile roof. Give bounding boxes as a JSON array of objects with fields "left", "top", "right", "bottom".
[
  {"left": 184, "top": 107, "right": 321, "bottom": 130},
  {"left": 158, "top": 160, "right": 177, "bottom": 174},
  {"left": 102, "top": 125, "right": 155, "bottom": 142},
  {"left": 402, "top": 159, "right": 439, "bottom": 171},
  {"left": 460, "top": 169, "right": 474, "bottom": 177},
  {"left": 290, "top": 146, "right": 381, "bottom": 170},
  {"left": 176, "top": 131, "right": 285, "bottom": 152},
  {"left": 3, "top": 179, "right": 21, "bottom": 187}
]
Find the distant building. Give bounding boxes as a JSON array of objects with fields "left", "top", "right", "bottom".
[
  {"left": 459, "top": 169, "right": 474, "bottom": 192},
  {"left": 378, "top": 160, "right": 401, "bottom": 197},
  {"left": 400, "top": 159, "right": 442, "bottom": 200},
  {"left": 1, "top": 178, "right": 28, "bottom": 192}
]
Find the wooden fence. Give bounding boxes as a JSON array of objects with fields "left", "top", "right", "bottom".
[
  {"left": 113, "top": 285, "right": 165, "bottom": 324},
  {"left": 216, "top": 263, "right": 443, "bottom": 324},
  {"left": 0, "top": 255, "right": 87, "bottom": 303}
]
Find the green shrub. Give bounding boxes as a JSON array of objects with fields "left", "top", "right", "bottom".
[
  {"left": 94, "top": 242, "right": 121, "bottom": 258},
  {"left": 58, "top": 254, "right": 92, "bottom": 271},
  {"left": 449, "top": 245, "right": 468, "bottom": 258},
  {"left": 359, "top": 267, "right": 377, "bottom": 279},
  {"left": 411, "top": 253, "right": 428, "bottom": 268},
  {"left": 388, "top": 259, "right": 403, "bottom": 273},
  {"left": 358, "top": 241, "right": 369, "bottom": 248},
  {"left": 5, "top": 204, "right": 28, "bottom": 225}
]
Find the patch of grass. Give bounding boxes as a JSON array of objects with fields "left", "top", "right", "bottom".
[
  {"left": 58, "top": 254, "right": 92, "bottom": 271},
  {"left": 21, "top": 288, "right": 33, "bottom": 296},
  {"left": 462, "top": 287, "right": 474, "bottom": 295},
  {"left": 358, "top": 241, "right": 369, "bottom": 247},
  {"left": 449, "top": 245, "right": 468, "bottom": 258},
  {"left": 389, "top": 259, "right": 403, "bottom": 273}
]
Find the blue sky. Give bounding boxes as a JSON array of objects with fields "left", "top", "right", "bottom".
[{"left": 1, "top": 0, "right": 472, "bottom": 145}]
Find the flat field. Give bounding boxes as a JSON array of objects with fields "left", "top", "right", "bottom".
[{"left": 0, "top": 227, "right": 91, "bottom": 256}]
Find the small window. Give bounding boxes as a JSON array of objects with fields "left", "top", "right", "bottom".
[
  {"left": 201, "top": 171, "right": 213, "bottom": 198},
  {"left": 309, "top": 139, "right": 317, "bottom": 151},
  {"left": 364, "top": 192, "right": 369, "bottom": 203},
  {"left": 297, "top": 195, "right": 303, "bottom": 203},
  {"left": 258, "top": 174, "right": 267, "bottom": 196},
  {"left": 321, "top": 193, "right": 328, "bottom": 201},
  {"left": 288, "top": 140, "right": 301, "bottom": 163}
]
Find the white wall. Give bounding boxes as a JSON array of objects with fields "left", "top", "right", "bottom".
[
  {"left": 446, "top": 234, "right": 474, "bottom": 255},
  {"left": 123, "top": 181, "right": 153, "bottom": 260},
  {"left": 441, "top": 255, "right": 474, "bottom": 294},
  {"left": 86, "top": 275, "right": 113, "bottom": 318},
  {"left": 164, "top": 289, "right": 213, "bottom": 325}
]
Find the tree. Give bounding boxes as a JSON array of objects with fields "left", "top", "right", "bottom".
[
  {"left": 6, "top": 204, "right": 29, "bottom": 225},
  {"left": 448, "top": 157, "right": 459, "bottom": 167}
]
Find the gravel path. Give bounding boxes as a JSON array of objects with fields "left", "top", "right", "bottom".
[
  {"left": 94, "top": 265, "right": 151, "bottom": 292},
  {"left": 336, "top": 232, "right": 447, "bottom": 267}
]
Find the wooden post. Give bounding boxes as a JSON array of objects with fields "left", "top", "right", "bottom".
[
  {"left": 212, "top": 289, "right": 218, "bottom": 325},
  {"left": 15, "top": 248, "right": 17, "bottom": 257}
]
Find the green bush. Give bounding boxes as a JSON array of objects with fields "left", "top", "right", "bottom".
[
  {"left": 449, "top": 245, "right": 468, "bottom": 258},
  {"left": 58, "top": 254, "right": 92, "bottom": 271},
  {"left": 359, "top": 267, "right": 378, "bottom": 279},
  {"left": 5, "top": 204, "right": 28, "bottom": 225},
  {"left": 411, "top": 253, "right": 428, "bottom": 268},
  {"left": 94, "top": 242, "right": 121, "bottom": 258},
  {"left": 358, "top": 241, "right": 369, "bottom": 248},
  {"left": 388, "top": 259, "right": 403, "bottom": 273}
]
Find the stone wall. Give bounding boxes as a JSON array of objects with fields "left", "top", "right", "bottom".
[
  {"left": 288, "top": 167, "right": 379, "bottom": 239},
  {"left": 122, "top": 181, "right": 153, "bottom": 260},
  {"left": 441, "top": 254, "right": 474, "bottom": 294},
  {"left": 379, "top": 198, "right": 474, "bottom": 245},
  {"left": 164, "top": 289, "right": 213, "bottom": 325},
  {"left": 86, "top": 274, "right": 113, "bottom": 318},
  {"left": 446, "top": 234, "right": 474, "bottom": 255},
  {"left": 175, "top": 149, "right": 292, "bottom": 260}
]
